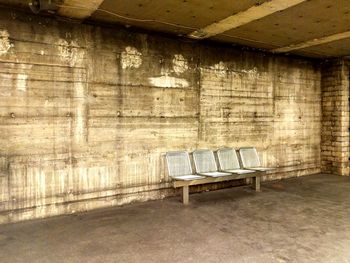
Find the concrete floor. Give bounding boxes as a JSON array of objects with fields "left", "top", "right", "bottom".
[{"left": 0, "top": 174, "right": 350, "bottom": 263}]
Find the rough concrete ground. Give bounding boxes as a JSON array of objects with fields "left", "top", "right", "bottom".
[{"left": 0, "top": 174, "right": 349, "bottom": 263}]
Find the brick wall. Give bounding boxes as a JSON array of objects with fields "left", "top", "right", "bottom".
[
  {"left": 0, "top": 8, "right": 322, "bottom": 223},
  {"left": 321, "top": 60, "right": 350, "bottom": 176}
]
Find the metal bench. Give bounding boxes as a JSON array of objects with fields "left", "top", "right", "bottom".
[
  {"left": 166, "top": 149, "right": 263, "bottom": 205},
  {"left": 217, "top": 147, "right": 256, "bottom": 175},
  {"left": 165, "top": 151, "right": 206, "bottom": 181},
  {"left": 165, "top": 151, "right": 206, "bottom": 205},
  {"left": 239, "top": 147, "right": 274, "bottom": 172},
  {"left": 193, "top": 149, "right": 232, "bottom": 178}
]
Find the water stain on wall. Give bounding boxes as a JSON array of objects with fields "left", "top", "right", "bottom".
[
  {"left": 121, "top": 46, "right": 142, "bottom": 69},
  {"left": 16, "top": 74, "right": 27, "bottom": 92},
  {"left": 0, "top": 29, "right": 12, "bottom": 55},
  {"left": 210, "top": 61, "right": 227, "bottom": 77},
  {"left": 57, "top": 39, "right": 82, "bottom": 67},
  {"left": 172, "top": 54, "right": 188, "bottom": 75},
  {"left": 241, "top": 67, "right": 260, "bottom": 78}
]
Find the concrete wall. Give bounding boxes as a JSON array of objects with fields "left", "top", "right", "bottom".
[
  {"left": 0, "top": 9, "right": 321, "bottom": 223},
  {"left": 321, "top": 60, "right": 350, "bottom": 176}
]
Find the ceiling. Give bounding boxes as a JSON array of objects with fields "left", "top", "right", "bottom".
[{"left": 1, "top": 0, "right": 350, "bottom": 58}]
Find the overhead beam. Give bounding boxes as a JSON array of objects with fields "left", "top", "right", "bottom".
[
  {"left": 188, "top": 0, "right": 307, "bottom": 39},
  {"left": 57, "top": 0, "right": 104, "bottom": 20},
  {"left": 273, "top": 31, "right": 350, "bottom": 53}
]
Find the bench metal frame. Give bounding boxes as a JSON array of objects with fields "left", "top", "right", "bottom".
[{"left": 173, "top": 171, "right": 262, "bottom": 205}]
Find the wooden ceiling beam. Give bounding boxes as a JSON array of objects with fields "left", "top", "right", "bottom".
[
  {"left": 273, "top": 31, "right": 350, "bottom": 53},
  {"left": 57, "top": 0, "right": 104, "bottom": 20},
  {"left": 188, "top": 0, "right": 307, "bottom": 39}
]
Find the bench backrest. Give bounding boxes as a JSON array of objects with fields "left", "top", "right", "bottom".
[
  {"left": 217, "top": 148, "right": 240, "bottom": 170},
  {"left": 239, "top": 147, "right": 261, "bottom": 168},
  {"left": 165, "top": 151, "right": 193, "bottom": 177},
  {"left": 193, "top": 149, "right": 218, "bottom": 173}
]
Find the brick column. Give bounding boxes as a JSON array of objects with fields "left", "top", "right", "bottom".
[{"left": 321, "top": 59, "right": 350, "bottom": 176}]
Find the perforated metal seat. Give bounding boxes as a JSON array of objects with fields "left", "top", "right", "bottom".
[
  {"left": 239, "top": 147, "right": 274, "bottom": 172},
  {"left": 165, "top": 151, "right": 205, "bottom": 181},
  {"left": 217, "top": 147, "right": 255, "bottom": 174},
  {"left": 193, "top": 149, "right": 231, "bottom": 177}
]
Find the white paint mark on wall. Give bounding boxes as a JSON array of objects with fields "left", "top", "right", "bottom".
[
  {"left": 0, "top": 29, "right": 12, "bottom": 55},
  {"left": 75, "top": 106, "right": 85, "bottom": 142},
  {"left": 57, "top": 39, "right": 82, "bottom": 67},
  {"left": 210, "top": 61, "right": 227, "bottom": 77},
  {"left": 267, "top": 153, "right": 277, "bottom": 167},
  {"left": 121, "top": 46, "right": 142, "bottom": 69},
  {"left": 74, "top": 81, "right": 86, "bottom": 143},
  {"left": 149, "top": 73, "right": 189, "bottom": 88},
  {"left": 172, "top": 54, "right": 188, "bottom": 75},
  {"left": 16, "top": 74, "right": 27, "bottom": 92},
  {"left": 241, "top": 67, "right": 259, "bottom": 78},
  {"left": 0, "top": 73, "right": 12, "bottom": 96},
  {"left": 74, "top": 81, "right": 84, "bottom": 98}
]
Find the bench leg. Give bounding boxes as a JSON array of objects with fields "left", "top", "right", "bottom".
[
  {"left": 253, "top": 176, "right": 261, "bottom": 192},
  {"left": 182, "top": 185, "right": 189, "bottom": 205}
]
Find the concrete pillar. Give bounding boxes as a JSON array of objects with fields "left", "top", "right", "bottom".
[{"left": 321, "top": 59, "right": 350, "bottom": 176}]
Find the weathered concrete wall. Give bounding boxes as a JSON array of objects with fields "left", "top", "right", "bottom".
[
  {"left": 321, "top": 60, "right": 350, "bottom": 176},
  {"left": 0, "top": 9, "right": 321, "bottom": 223}
]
